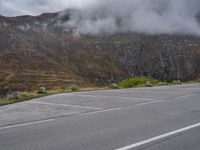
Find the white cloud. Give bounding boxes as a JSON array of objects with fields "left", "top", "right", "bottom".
[
  {"left": 1, "top": 0, "right": 200, "bottom": 35},
  {"left": 66, "top": 0, "right": 200, "bottom": 35}
]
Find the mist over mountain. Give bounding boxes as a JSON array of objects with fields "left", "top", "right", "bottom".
[
  {"left": 1, "top": 0, "right": 200, "bottom": 35},
  {"left": 64, "top": 0, "right": 200, "bottom": 35}
]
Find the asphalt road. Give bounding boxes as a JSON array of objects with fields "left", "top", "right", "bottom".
[{"left": 0, "top": 84, "right": 200, "bottom": 150}]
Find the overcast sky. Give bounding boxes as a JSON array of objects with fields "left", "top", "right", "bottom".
[{"left": 0, "top": 0, "right": 92, "bottom": 16}]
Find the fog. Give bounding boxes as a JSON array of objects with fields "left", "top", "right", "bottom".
[
  {"left": 65, "top": 0, "right": 200, "bottom": 35},
  {"left": 1, "top": 0, "right": 200, "bottom": 35}
]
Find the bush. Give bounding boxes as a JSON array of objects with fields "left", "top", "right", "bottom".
[
  {"left": 71, "top": 86, "right": 79, "bottom": 92},
  {"left": 118, "top": 76, "right": 160, "bottom": 88},
  {"left": 51, "top": 86, "right": 62, "bottom": 92}
]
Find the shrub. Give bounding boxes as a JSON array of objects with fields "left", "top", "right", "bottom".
[
  {"left": 71, "top": 86, "right": 79, "bottom": 92},
  {"left": 118, "top": 76, "right": 160, "bottom": 88},
  {"left": 51, "top": 86, "right": 62, "bottom": 92}
]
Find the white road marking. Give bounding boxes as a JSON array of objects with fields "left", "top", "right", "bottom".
[
  {"left": 115, "top": 122, "right": 200, "bottom": 150},
  {"left": 133, "top": 94, "right": 197, "bottom": 107},
  {"left": 78, "top": 100, "right": 165, "bottom": 116},
  {"left": 59, "top": 112, "right": 81, "bottom": 116},
  {"left": 77, "top": 94, "right": 155, "bottom": 101},
  {"left": 134, "top": 100, "right": 165, "bottom": 106},
  {"left": 175, "top": 94, "right": 196, "bottom": 99},
  {"left": 78, "top": 108, "right": 121, "bottom": 116},
  {"left": 0, "top": 119, "right": 55, "bottom": 130},
  {"left": 110, "top": 90, "right": 191, "bottom": 95},
  {"left": 27, "top": 101, "right": 102, "bottom": 110},
  {"left": 78, "top": 100, "right": 166, "bottom": 116},
  {"left": 78, "top": 94, "right": 198, "bottom": 116}
]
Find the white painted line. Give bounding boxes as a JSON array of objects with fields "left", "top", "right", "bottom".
[
  {"left": 133, "top": 94, "right": 198, "bottom": 107},
  {"left": 78, "top": 99, "right": 177, "bottom": 116},
  {"left": 78, "top": 108, "right": 121, "bottom": 116},
  {"left": 28, "top": 101, "right": 102, "bottom": 110},
  {"left": 59, "top": 112, "right": 81, "bottom": 116},
  {"left": 77, "top": 94, "right": 155, "bottom": 101},
  {"left": 77, "top": 94, "right": 198, "bottom": 116},
  {"left": 175, "top": 94, "right": 196, "bottom": 99},
  {"left": 78, "top": 100, "right": 164, "bottom": 116},
  {"left": 0, "top": 119, "right": 55, "bottom": 130},
  {"left": 115, "top": 122, "right": 200, "bottom": 150},
  {"left": 134, "top": 100, "right": 165, "bottom": 106},
  {"left": 110, "top": 90, "right": 189, "bottom": 94}
]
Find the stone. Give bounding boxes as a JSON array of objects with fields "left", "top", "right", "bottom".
[
  {"left": 7, "top": 91, "right": 21, "bottom": 99},
  {"left": 173, "top": 80, "right": 182, "bottom": 84},
  {"left": 177, "top": 80, "right": 181, "bottom": 84},
  {"left": 71, "top": 86, "right": 79, "bottom": 92},
  {"left": 145, "top": 81, "right": 152, "bottom": 87},
  {"left": 38, "top": 87, "right": 47, "bottom": 94},
  {"left": 110, "top": 83, "right": 119, "bottom": 89}
]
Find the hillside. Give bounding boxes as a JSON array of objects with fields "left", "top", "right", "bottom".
[{"left": 0, "top": 11, "right": 200, "bottom": 92}]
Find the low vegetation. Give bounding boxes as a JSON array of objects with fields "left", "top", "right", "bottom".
[
  {"left": 118, "top": 76, "right": 161, "bottom": 88},
  {"left": 0, "top": 87, "right": 109, "bottom": 106},
  {"left": 0, "top": 77, "right": 199, "bottom": 106},
  {"left": 0, "top": 93, "right": 49, "bottom": 106}
]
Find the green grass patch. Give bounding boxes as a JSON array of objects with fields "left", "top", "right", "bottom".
[{"left": 118, "top": 76, "right": 161, "bottom": 88}]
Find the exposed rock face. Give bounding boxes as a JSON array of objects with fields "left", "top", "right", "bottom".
[{"left": 0, "top": 11, "right": 199, "bottom": 91}]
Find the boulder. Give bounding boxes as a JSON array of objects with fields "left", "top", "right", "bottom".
[
  {"left": 145, "top": 81, "right": 152, "bottom": 87},
  {"left": 70, "top": 86, "right": 79, "bottom": 92},
  {"left": 7, "top": 91, "right": 21, "bottom": 99},
  {"left": 173, "top": 80, "right": 182, "bottom": 84},
  {"left": 110, "top": 83, "right": 119, "bottom": 89},
  {"left": 38, "top": 87, "right": 47, "bottom": 94}
]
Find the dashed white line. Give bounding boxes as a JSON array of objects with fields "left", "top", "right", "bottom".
[
  {"left": 77, "top": 94, "right": 155, "bottom": 101},
  {"left": 78, "top": 100, "right": 166, "bottom": 116},
  {"left": 78, "top": 100, "right": 165, "bottom": 116},
  {"left": 115, "top": 122, "right": 200, "bottom": 150},
  {"left": 27, "top": 101, "right": 102, "bottom": 110},
  {"left": 78, "top": 108, "right": 121, "bottom": 116},
  {"left": 0, "top": 119, "right": 55, "bottom": 130},
  {"left": 134, "top": 100, "right": 165, "bottom": 106},
  {"left": 110, "top": 90, "right": 190, "bottom": 94},
  {"left": 78, "top": 94, "right": 198, "bottom": 116},
  {"left": 175, "top": 94, "right": 196, "bottom": 99}
]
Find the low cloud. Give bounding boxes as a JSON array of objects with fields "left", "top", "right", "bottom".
[
  {"left": 1, "top": 0, "right": 200, "bottom": 35},
  {"left": 66, "top": 0, "right": 200, "bottom": 35}
]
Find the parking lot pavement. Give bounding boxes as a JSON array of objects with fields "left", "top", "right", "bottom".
[
  {"left": 0, "top": 83, "right": 199, "bottom": 128},
  {"left": 0, "top": 83, "right": 200, "bottom": 150}
]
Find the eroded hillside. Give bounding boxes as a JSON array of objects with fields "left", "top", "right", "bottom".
[{"left": 0, "top": 12, "right": 200, "bottom": 91}]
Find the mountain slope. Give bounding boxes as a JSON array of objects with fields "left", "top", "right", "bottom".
[{"left": 0, "top": 12, "right": 200, "bottom": 91}]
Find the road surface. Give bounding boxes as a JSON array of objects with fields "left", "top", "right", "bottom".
[{"left": 0, "top": 84, "right": 200, "bottom": 150}]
